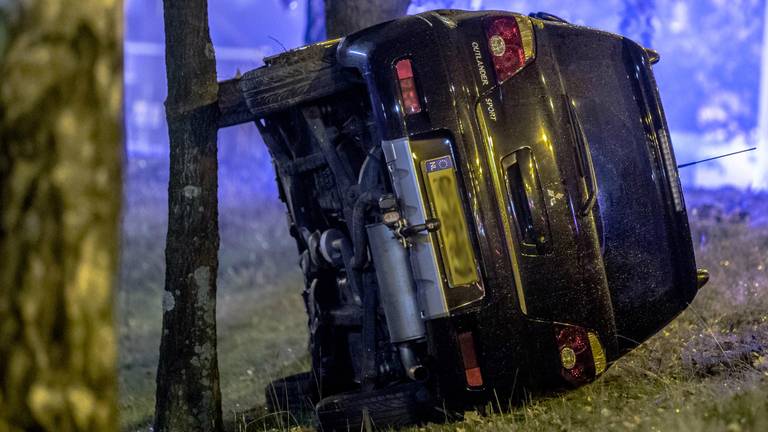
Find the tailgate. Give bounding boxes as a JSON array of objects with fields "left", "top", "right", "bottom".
[{"left": 538, "top": 22, "right": 698, "bottom": 347}]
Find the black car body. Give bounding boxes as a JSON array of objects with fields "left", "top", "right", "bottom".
[{"left": 234, "top": 9, "right": 705, "bottom": 429}]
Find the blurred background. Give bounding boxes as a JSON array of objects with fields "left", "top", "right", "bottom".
[
  {"left": 126, "top": 0, "right": 767, "bottom": 189},
  {"left": 120, "top": 0, "right": 767, "bottom": 430}
]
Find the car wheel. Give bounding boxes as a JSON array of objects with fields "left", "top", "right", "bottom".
[
  {"left": 265, "top": 371, "right": 319, "bottom": 422},
  {"left": 315, "top": 381, "right": 431, "bottom": 431},
  {"left": 239, "top": 41, "right": 360, "bottom": 117}
]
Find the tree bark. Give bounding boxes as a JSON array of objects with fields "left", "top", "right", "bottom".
[
  {"left": 324, "top": 0, "right": 411, "bottom": 38},
  {"left": 0, "top": 1, "right": 122, "bottom": 431},
  {"left": 153, "top": 0, "right": 222, "bottom": 431}
]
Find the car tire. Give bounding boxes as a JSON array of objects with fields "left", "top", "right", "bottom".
[
  {"left": 239, "top": 41, "right": 360, "bottom": 117},
  {"left": 315, "top": 381, "right": 431, "bottom": 431},
  {"left": 265, "top": 371, "right": 319, "bottom": 422}
]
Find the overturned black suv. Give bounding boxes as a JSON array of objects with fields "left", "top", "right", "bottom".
[{"left": 224, "top": 9, "right": 708, "bottom": 431}]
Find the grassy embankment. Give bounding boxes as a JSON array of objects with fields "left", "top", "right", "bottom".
[{"left": 119, "top": 153, "right": 767, "bottom": 431}]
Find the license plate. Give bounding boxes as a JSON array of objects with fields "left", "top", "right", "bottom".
[{"left": 423, "top": 156, "right": 479, "bottom": 288}]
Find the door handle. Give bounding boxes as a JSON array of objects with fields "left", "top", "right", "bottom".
[{"left": 502, "top": 148, "right": 551, "bottom": 255}]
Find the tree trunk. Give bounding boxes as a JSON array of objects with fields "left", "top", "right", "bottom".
[
  {"left": 153, "top": 0, "right": 223, "bottom": 431},
  {"left": 324, "top": 0, "right": 411, "bottom": 38},
  {"left": 0, "top": 1, "right": 122, "bottom": 431}
]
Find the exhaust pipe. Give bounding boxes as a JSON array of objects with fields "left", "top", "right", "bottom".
[
  {"left": 399, "top": 345, "right": 429, "bottom": 381},
  {"left": 367, "top": 223, "right": 427, "bottom": 380}
]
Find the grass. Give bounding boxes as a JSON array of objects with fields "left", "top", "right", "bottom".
[
  {"left": 404, "top": 188, "right": 768, "bottom": 432},
  {"left": 119, "top": 153, "right": 768, "bottom": 431},
  {"left": 118, "top": 155, "right": 309, "bottom": 430}
]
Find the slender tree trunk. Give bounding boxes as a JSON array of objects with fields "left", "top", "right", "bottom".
[
  {"left": 0, "top": 1, "right": 122, "bottom": 431},
  {"left": 153, "top": 0, "right": 222, "bottom": 431},
  {"left": 324, "top": 0, "right": 411, "bottom": 38}
]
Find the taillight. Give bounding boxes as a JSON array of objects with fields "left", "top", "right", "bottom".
[
  {"left": 554, "top": 324, "right": 607, "bottom": 385},
  {"left": 395, "top": 59, "right": 422, "bottom": 115},
  {"left": 483, "top": 16, "right": 535, "bottom": 83},
  {"left": 458, "top": 331, "right": 483, "bottom": 388}
]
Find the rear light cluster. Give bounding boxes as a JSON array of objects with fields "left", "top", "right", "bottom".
[
  {"left": 394, "top": 16, "right": 533, "bottom": 115},
  {"left": 395, "top": 59, "right": 422, "bottom": 115},
  {"left": 554, "top": 324, "right": 607, "bottom": 385},
  {"left": 483, "top": 16, "right": 535, "bottom": 83},
  {"left": 458, "top": 331, "right": 483, "bottom": 388}
]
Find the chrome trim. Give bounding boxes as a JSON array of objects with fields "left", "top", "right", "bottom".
[{"left": 382, "top": 138, "right": 449, "bottom": 319}]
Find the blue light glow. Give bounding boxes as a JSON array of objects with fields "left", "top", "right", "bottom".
[{"left": 125, "top": 0, "right": 767, "bottom": 191}]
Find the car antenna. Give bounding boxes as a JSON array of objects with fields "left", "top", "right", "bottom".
[
  {"left": 677, "top": 147, "right": 757, "bottom": 169},
  {"left": 268, "top": 36, "right": 288, "bottom": 52}
]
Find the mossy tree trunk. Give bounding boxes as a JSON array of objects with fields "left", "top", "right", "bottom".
[
  {"left": 324, "top": 0, "right": 411, "bottom": 38},
  {"left": 153, "top": 0, "right": 223, "bottom": 431},
  {"left": 0, "top": 1, "right": 123, "bottom": 431}
]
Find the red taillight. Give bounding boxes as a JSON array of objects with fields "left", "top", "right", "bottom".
[
  {"left": 484, "top": 16, "right": 533, "bottom": 83},
  {"left": 554, "top": 324, "right": 607, "bottom": 385},
  {"left": 458, "top": 331, "right": 483, "bottom": 387},
  {"left": 557, "top": 326, "right": 589, "bottom": 355},
  {"left": 395, "top": 59, "right": 422, "bottom": 115}
]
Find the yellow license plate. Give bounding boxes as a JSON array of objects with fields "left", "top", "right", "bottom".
[{"left": 423, "top": 156, "right": 479, "bottom": 287}]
